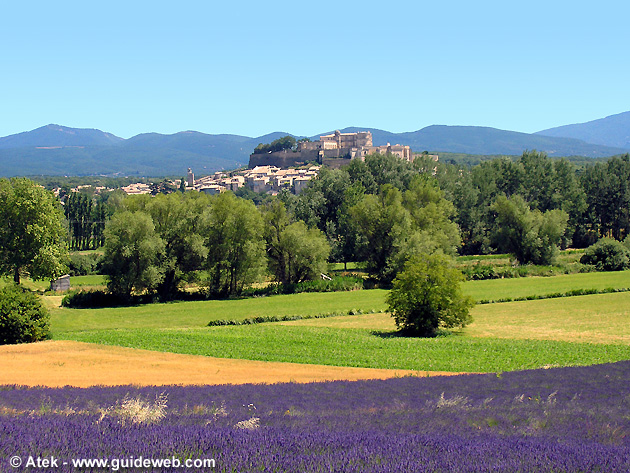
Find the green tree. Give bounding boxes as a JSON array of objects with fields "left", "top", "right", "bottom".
[
  {"left": 350, "top": 185, "right": 412, "bottom": 283},
  {"left": 345, "top": 158, "right": 378, "bottom": 194},
  {"left": 581, "top": 155, "right": 630, "bottom": 241},
  {"left": 402, "top": 177, "right": 461, "bottom": 255},
  {"left": 91, "top": 200, "right": 108, "bottom": 248},
  {"left": 518, "top": 150, "right": 558, "bottom": 211},
  {"left": 451, "top": 170, "right": 489, "bottom": 255},
  {"left": 101, "top": 211, "right": 165, "bottom": 297},
  {"left": 277, "top": 221, "right": 330, "bottom": 284},
  {"left": 347, "top": 153, "right": 416, "bottom": 193},
  {"left": 493, "top": 157, "right": 523, "bottom": 199},
  {"left": 0, "top": 284, "right": 50, "bottom": 345},
  {"left": 386, "top": 253, "right": 474, "bottom": 337},
  {"left": 294, "top": 167, "right": 350, "bottom": 233},
  {"left": 253, "top": 135, "right": 297, "bottom": 154},
  {"left": 202, "top": 192, "right": 266, "bottom": 296},
  {"left": 262, "top": 200, "right": 292, "bottom": 284},
  {"left": 64, "top": 191, "right": 95, "bottom": 250},
  {"left": 144, "top": 193, "right": 208, "bottom": 299},
  {"left": 0, "top": 178, "right": 68, "bottom": 284},
  {"left": 334, "top": 183, "right": 366, "bottom": 269},
  {"left": 453, "top": 161, "right": 505, "bottom": 255},
  {"left": 553, "top": 158, "right": 587, "bottom": 247},
  {"left": 262, "top": 200, "right": 330, "bottom": 284},
  {"left": 492, "top": 195, "right": 568, "bottom": 265},
  {"left": 292, "top": 167, "right": 359, "bottom": 264},
  {"left": 350, "top": 179, "right": 462, "bottom": 283}
]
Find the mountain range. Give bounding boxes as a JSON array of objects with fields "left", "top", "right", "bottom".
[
  {"left": 1, "top": 112, "right": 629, "bottom": 176},
  {"left": 535, "top": 111, "right": 630, "bottom": 149}
]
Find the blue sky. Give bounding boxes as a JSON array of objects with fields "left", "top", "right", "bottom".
[{"left": 2, "top": 0, "right": 629, "bottom": 139}]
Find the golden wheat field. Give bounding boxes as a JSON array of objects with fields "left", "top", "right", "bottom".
[{"left": 0, "top": 340, "right": 460, "bottom": 387}]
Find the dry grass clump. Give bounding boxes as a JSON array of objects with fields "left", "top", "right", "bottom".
[
  {"left": 435, "top": 392, "right": 471, "bottom": 409},
  {"left": 234, "top": 417, "right": 260, "bottom": 430},
  {"left": 98, "top": 392, "right": 168, "bottom": 425}
]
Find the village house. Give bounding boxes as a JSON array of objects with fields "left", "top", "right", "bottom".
[
  {"left": 186, "top": 165, "right": 320, "bottom": 195},
  {"left": 121, "top": 183, "right": 151, "bottom": 195}
]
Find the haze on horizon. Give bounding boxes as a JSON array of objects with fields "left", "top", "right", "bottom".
[{"left": 2, "top": 0, "right": 628, "bottom": 139}]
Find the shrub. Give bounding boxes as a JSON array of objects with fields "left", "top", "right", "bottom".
[
  {"left": 580, "top": 238, "right": 630, "bottom": 271},
  {"left": 461, "top": 263, "right": 497, "bottom": 280},
  {"left": 62, "top": 290, "right": 112, "bottom": 308},
  {"left": 67, "top": 253, "right": 101, "bottom": 276},
  {"left": 61, "top": 289, "right": 152, "bottom": 308},
  {"left": 244, "top": 276, "right": 364, "bottom": 297},
  {"left": 0, "top": 284, "right": 50, "bottom": 344},
  {"left": 207, "top": 311, "right": 357, "bottom": 327},
  {"left": 279, "top": 276, "right": 363, "bottom": 294}
]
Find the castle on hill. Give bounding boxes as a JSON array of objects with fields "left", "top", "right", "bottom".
[{"left": 249, "top": 130, "right": 412, "bottom": 168}]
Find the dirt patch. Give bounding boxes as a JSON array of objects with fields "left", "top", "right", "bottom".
[{"left": 0, "top": 340, "right": 463, "bottom": 387}]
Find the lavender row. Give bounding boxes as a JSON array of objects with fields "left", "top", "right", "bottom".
[
  {"left": 2, "top": 420, "right": 629, "bottom": 472},
  {"left": 1, "top": 361, "right": 629, "bottom": 472}
]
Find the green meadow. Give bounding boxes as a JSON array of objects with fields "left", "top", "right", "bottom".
[
  {"left": 51, "top": 270, "right": 630, "bottom": 373},
  {"left": 51, "top": 290, "right": 389, "bottom": 332},
  {"left": 1, "top": 275, "right": 106, "bottom": 292},
  {"left": 61, "top": 322, "right": 630, "bottom": 373},
  {"left": 462, "top": 270, "right": 630, "bottom": 301}
]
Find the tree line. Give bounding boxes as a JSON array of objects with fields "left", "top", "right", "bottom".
[
  {"left": 99, "top": 191, "right": 330, "bottom": 299},
  {"left": 2, "top": 151, "right": 629, "bottom": 294},
  {"left": 64, "top": 192, "right": 108, "bottom": 250},
  {"left": 273, "top": 151, "right": 630, "bottom": 269},
  {"left": 433, "top": 151, "right": 630, "bottom": 254}
]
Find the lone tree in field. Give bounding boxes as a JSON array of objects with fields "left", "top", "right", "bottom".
[
  {"left": 387, "top": 253, "right": 474, "bottom": 337},
  {"left": 0, "top": 178, "right": 67, "bottom": 284}
]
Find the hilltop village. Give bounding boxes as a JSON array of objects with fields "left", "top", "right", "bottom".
[
  {"left": 249, "top": 130, "right": 413, "bottom": 168},
  {"left": 58, "top": 131, "right": 422, "bottom": 197},
  {"left": 183, "top": 130, "right": 419, "bottom": 196}
]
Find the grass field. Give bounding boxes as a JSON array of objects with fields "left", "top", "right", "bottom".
[
  {"left": 50, "top": 270, "right": 630, "bottom": 332},
  {"left": 15, "top": 268, "right": 629, "bottom": 377},
  {"left": 286, "top": 293, "right": 630, "bottom": 345},
  {"left": 71, "top": 274, "right": 106, "bottom": 287},
  {"left": 0, "top": 274, "right": 106, "bottom": 292},
  {"left": 60, "top": 322, "right": 630, "bottom": 373},
  {"left": 51, "top": 290, "right": 389, "bottom": 332},
  {"left": 55, "top": 290, "right": 630, "bottom": 373},
  {"left": 461, "top": 270, "right": 630, "bottom": 301}
]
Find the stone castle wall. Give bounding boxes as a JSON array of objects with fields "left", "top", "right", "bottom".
[{"left": 248, "top": 130, "right": 411, "bottom": 168}]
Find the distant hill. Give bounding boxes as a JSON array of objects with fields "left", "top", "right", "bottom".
[
  {"left": 123, "top": 130, "right": 291, "bottom": 161},
  {"left": 0, "top": 124, "right": 124, "bottom": 149},
  {"left": 0, "top": 146, "right": 245, "bottom": 177},
  {"left": 1, "top": 119, "right": 628, "bottom": 176},
  {"left": 535, "top": 111, "right": 630, "bottom": 150},
  {"left": 328, "top": 126, "right": 626, "bottom": 157},
  {"left": 0, "top": 125, "right": 255, "bottom": 176}
]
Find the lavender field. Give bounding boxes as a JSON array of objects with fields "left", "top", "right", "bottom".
[{"left": 2, "top": 361, "right": 629, "bottom": 472}]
